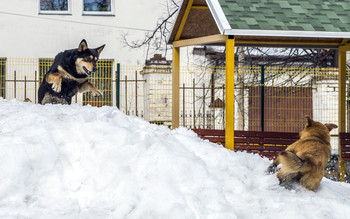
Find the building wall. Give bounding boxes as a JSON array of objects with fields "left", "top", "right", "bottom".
[
  {"left": 313, "top": 80, "right": 339, "bottom": 151},
  {"left": 0, "top": 0, "right": 165, "bottom": 64}
]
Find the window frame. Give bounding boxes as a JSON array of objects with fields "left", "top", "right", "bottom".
[
  {"left": 82, "top": 0, "right": 115, "bottom": 16},
  {"left": 38, "top": 0, "right": 72, "bottom": 15}
]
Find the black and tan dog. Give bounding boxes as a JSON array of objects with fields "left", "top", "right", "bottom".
[
  {"left": 268, "top": 116, "right": 337, "bottom": 191},
  {"left": 38, "top": 39, "right": 105, "bottom": 104}
]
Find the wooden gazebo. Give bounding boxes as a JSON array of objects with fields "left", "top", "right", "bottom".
[{"left": 168, "top": 0, "right": 350, "bottom": 181}]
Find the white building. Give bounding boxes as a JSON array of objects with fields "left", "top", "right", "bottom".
[
  {"left": 0, "top": 0, "right": 169, "bottom": 103},
  {"left": 0, "top": 0, "right": 166, "bottom": 64}
]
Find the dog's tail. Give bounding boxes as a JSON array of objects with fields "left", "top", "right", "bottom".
[{"left": 278, "top": 151, "right": 312, "bottom": 173}]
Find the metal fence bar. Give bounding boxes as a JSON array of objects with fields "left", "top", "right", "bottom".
[
  {"left": 260, "top": 65, "right": 265, "bottom": 131},
  {"left": 35, "top": 71, "right": 37, "bottom": 103},
  {"left": 116, "top": 63, "right": 120, "bottom": 108},
  {"left": 125, "top": 75, "right": 128, "bottom": 115},
  {"left": 183, "top": 83, "right": 185, "bottom": 126},
  {"left": 135, "top": 71, "right": 138, "bottom": 116},
  {"left": 202, "top": 83, "right": 205, "bottom": 129},
  {"left": 193, "top": 78, "right": 196, "bottom": 129},
  {"left": 14, "top": 70, "right": 16, "bottom": 99}
]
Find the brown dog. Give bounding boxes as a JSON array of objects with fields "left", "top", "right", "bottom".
[{"left": 268, "top": 116, "right": 337, "bottom": 191}]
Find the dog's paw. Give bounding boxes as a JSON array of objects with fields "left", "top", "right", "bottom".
[
  {"left": 92, "top": 89, "right": 103, "bottom": 97},
  {"left": 267, "top": 164, "right": 278, "bottom": 174},
  {"left": 51, "top": 81, "right": 62, "bottom": 93}
]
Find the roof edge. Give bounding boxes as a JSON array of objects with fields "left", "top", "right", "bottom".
[
  {"left": 224, "top": 29, "right": 350, "bottom": 39},
  {"left": 206, "top": 0, "right": 231, "bottom": 34},
  {"left": 166, "top": 0, "right": 185, "bottom": 44}
]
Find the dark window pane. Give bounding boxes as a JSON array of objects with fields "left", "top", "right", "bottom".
[
  {"left": 40, "top": 0, "right": 68, "bottom": 11},
  {"left": 84, "top": 0, "right": 111, "bottom": 12}
]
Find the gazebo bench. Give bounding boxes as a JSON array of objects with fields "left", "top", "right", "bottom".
[
  {"left": 338, "top": 133, "right": 350, "bottom": 162},
  {"left": 192, "top": 129, "right": 300, "bottom": 159}
]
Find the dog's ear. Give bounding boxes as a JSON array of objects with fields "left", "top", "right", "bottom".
[
  {"left": 78, "top": 39, "right": 88, "bottom": 52},
  {"left": 324, "top": 123, "right": 338, "bottom": 132},
  {"left": 304, "top": 115, "right": 313, "bottom": 127},
  {"left": 95, "top": 44, "right": 105, "bottom": 57}
]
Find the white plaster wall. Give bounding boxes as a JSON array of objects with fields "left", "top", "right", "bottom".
[
  {"left": 313, "top": 80, "right": 339, "bottom": 151},
  {"left": 0, "top": 0, "right": 167, "bottom": 64}
]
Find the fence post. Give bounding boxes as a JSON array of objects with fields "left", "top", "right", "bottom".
[
  {"left": 183, "top": 83, "right": 185, "bottom": 126},
  {"left": 14, "top": 70, "right": 16, "bottom": 99},
  {"left": 116, "top": 63, "right": 120, "bottom": 109},
  {"left": 125, "top": 75, "right": 128, "bottom": 115},
  {"left": 24, "top": 76, "right": 27, "bottom": 100},
  {"left": 260, "top": 65, "right": 265, "bottom": 132},
  {"left": 135, "top": 70, "right": 138, "bottom": 116},
  {"left": 0, "top": 58, "right": 6, "bottom": 98},
  {"left": 203, "top": 83, "right": 205, "bottom": 129},
  {"left": 222, "top": 84, "right": 225, "bottom": 125},
  {"left": 35, "top": 70, "right": 37, "bottom": 103},
  {"left": 193, "top": 78, "right": 196, "bottom": 128}
]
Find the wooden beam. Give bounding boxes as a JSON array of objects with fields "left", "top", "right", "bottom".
[
  {"left": 173, "top": 34, "right": 227, "bottom": 48},
  {"left": 173, "top": 36, "right": 342, "bottom": 48},
  {"left": 236, "top": 40, "right": 340, "bottom": 47},
  {"left": 172, "top": 46, "right": 180, "bottom": 129},
  {"left": 340, "top": 38, "right": 349, "bottom": 46},
  {"left": 225, "top": 36, "right": 235, "bottom": 150},
  {"left": 338, "top": 45, "right": 347, "bottom": 182},
  {"left": 339, "top": 45, "right": 350, "bottom": 51},
  {"left": 175, "top": 0, "right": 194, "bottom": 41},
  {"left": 192, "top": 6, "right": 208, "bottom": 9}
]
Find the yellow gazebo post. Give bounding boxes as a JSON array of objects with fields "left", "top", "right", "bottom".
[
  {"left": 172, "top": 47, "right": 180, "bottom": 129},
  {"left": 338, "top": 45, "right": 348, "bottom": 182},
  {"left": 225, "top": 36, "right": 235, "bottom": 150}
]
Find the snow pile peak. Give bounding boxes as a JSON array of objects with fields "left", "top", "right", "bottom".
[{"left": 0, "top": 99, "right": 349, "bottom": 218}]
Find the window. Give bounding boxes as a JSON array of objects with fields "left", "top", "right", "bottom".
[
  {"left": 39, "top": 0, "right": 71, "bottom": 14},
  {"left": 83, "top": 0, "right": 114, "bottom": 16}
]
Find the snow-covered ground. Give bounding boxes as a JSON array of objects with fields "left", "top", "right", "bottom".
[{"left": 0, "top": 98, "right": 349, "bottom": 218}]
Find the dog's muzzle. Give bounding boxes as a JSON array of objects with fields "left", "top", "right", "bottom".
[{"left": 83, "top": 66, "right": 96, "bottom": 76}]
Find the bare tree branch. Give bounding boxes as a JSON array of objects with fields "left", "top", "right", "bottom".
[{"left": 122, "top": 1, "right": 179, "bottom": 60}]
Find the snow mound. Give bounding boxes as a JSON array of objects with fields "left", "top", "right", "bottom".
[{"left": 0, "top": 99, "right": 349, "bottom": 218}]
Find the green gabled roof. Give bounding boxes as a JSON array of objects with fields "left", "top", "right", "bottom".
[
  {"left": 168, "top": 0, "right": 350, "bottom": 45},
  {"left": 217, "top": 0, "right": 350, "bottom": 36}
]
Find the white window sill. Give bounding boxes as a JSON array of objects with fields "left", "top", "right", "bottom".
[
  {"left": 39, "top": 11, "right": 71, "bottom": 15},
  {"left": 82, "top": 12, "right": 115, "bottom": 16}
]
